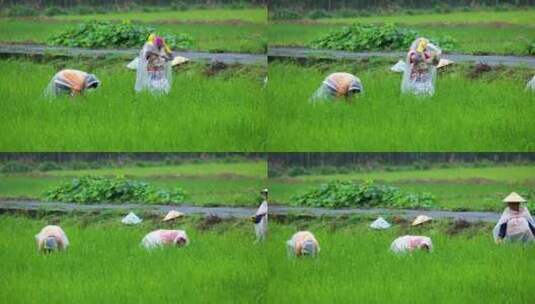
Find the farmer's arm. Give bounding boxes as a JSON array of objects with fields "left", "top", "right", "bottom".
[
  {"left": 498, "top": 223, "right": 507, "bottom": 239},
  {"left": 529, "top": 222, "right": 535, "bottom": 236}
]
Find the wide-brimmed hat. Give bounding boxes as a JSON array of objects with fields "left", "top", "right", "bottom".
[
  {"left": 163, "top": 210, "right": 184, "bottom": 222},
  {"left": 437, "top": 59, "right": 454, "bottom": 69},
  {"left": 503, "top": 192, "right": 526, "bottom": 203},
  {"left": 412, "top": 215, "right": 432, "bottom": 226}
]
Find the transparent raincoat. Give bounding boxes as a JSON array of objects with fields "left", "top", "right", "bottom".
[
  {"left": 254, "top": 200, "right": 268, "bottom": 242},
  {"left": 401, "top": 38, "right": 442, "bottom": 96},
  {"left": 492, "top": 207, "right": 535, "bottom": 244},
  {"left": 135, "top": 41, "right": 173, "bottom": 94},
  {"left": 310, "top": 72, "right": 363, "bottom": 102},
  {"left": 286, "top": 231, "right": 320, "bottom": 257},
  {"left": 45, "top": 69, "right": 100, "bottom": 97},
  {"left": 35, "top": 225, "right": 69, "bottom": 252}
]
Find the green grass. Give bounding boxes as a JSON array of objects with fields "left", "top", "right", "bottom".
[
  {"left": 269, "top": 10, "right": 535, "bottom": 55},
  {"left": 0, "top": 19, "right": 267, "bottom": 53},
  {"left": 1, "top": 215, "right": 534, "bottom": 303},
  {"left": 0, "top": 161, "right": 267, "bottom": 206},
  {"left": 54, "top": 8, "right": 267, "bottom": 23},
  {"left": 0, "top": 215, "right": 267, "bottom": 303},
  {"left": 267, "top": 220, "right": 535, "bottom": 304},
  {"left": 0, "top": 59, "right": 267, "bottom": 151},
  {"left": 266, "top": 62, "right": 535, "bottom": 151},
  {"left": 269, "top": 165, "right": 535, "bottom": 211}
]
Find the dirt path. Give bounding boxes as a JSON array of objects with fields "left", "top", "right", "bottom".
[
  {"left": 0, "top": 199, "right": 501, "bottom": 223},
  {"left": 0, "top": 43, "right": 266, "bottom": 65},
  {"left": 269, "top": 47, "right": 535, "bottom": 68}
]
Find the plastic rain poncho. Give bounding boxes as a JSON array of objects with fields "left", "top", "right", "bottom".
[
  {"left": 287, "top": 231, "right": 320, "bottom": 257},
  {"left": 526, "top": 76, "right": 535, "bottom": 92},
  {"left": 135, "top": 40, "right": 173, "bottom": 94},
  {"left": 121, "top": 212, "right": 142, "bottom": 225},
  {"left": 254, "top": 200, "right": 268, "bottom": 242},
  {"left": 45, "top": 69, "right": 100, "bottom": 97},
  {"left": 35, "top": 225, "right": 69, "bottom": 252},
  {"left": 493, "top": 207, "right": 535, "bottom": 244},
  {"left": 310, "top": 72, "right": 363, "bottom": 102},
  {"left": 141, "top": 229, "right": 189, "bottom": 249},
  {"left": 390, "top": 235, "right": 432, "bottom": 254},
  {"left": 370, "top": 217, "right": 391, "bottom": 230},
  {"left": 401, "top": 38, "right": 441, "bottom": 96}
]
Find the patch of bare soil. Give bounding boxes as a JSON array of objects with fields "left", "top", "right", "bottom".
[
  {"left": 204, "top": 60, "right": 229, "bottom": 76},
  {"left": 196, "top": 214, "right": 223, "bottom": 230},
  {"left": 468, "top": 62, "right": 493, "bottom": 78}
]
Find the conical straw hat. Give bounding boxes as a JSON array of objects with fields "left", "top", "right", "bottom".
[
  {"left": 412, "top": 215, "right": 432, "bottom": 226},
  {"left": 172, "top": 56, "right": 189, "bottom": 66},
  {"left": 163, "top": 210, "right": 184, "bottom": 222},
  {"left": 437, "top": 58, "right": 454, "bottom": 69},
  {"left": 503, "top": 192, "right": 526, "bottom": 203}
]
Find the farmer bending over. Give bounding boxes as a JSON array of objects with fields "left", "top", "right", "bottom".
[
  {"left": 390, "top": 235, "right": 432, "bottom": 254},
  {"left": 45, "top": 69, "right": 100, "bottom": 97},
  {"left": 135, "top": 34, "right": 174, "bottom": 94},
  {"left": 141, "top": 229, "right": 189, "bottom": 249},
  {"left": 287, "top": 231, "right": 320, "bottom": 257},
  {"left": 310, "top": 72, "right": 363, "bottom": 102},
  {"left": 35, "top": 225, "right": 69, "bottom": 253},
  {"left": 493, "top": 192, "right": 535, "bottom": 244}
]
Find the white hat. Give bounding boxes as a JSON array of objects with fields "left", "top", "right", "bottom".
[
  {"left": 370, "top": 217, "right": 391, "bottom": 229},
  {"left": 121, "top": 212, "right": 142, "bottom": 225},
  {"left": 437, "top": 58, "right": 454, "bottom": 69},
  {"left": 171, "top": 56, "right": 189, "bottom": 66},
  {"left": 503, "top": 192, "right": 526, "bottom": 203},
  {"left": 163, "top": 210, "right": 184, "bottom": 222},
  {"left": 412, "top": 215, "right": 432, "bottom": 226}
]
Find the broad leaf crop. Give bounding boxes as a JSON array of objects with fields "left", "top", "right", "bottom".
[
  {"left": 291, "top": 180, "right": 436, "bottom": 209},
  {"left": 47, "top": 20, "right": 194, "bottom": 49},
  {"left": 44, "top": 176, "right": 186, "bottom": 204},
  {"left": 310, "top": 23, "right": 457, "bottom": 52}
]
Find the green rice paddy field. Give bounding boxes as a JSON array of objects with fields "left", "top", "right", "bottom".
[
  {"left": 0, "top": 59, "right": 267, "bottom": 151},
  {"left": 0, "top": 160, "right": 267, "bottom": 206},
  {"left": 269, "top": 165, "right": 535, "bottom": 211},
  {"left": 266, "top": 62, "right": 535, "bottom": 151},
  {"left": 269, "top": 10, "right": 535, "bottom": 55},
  {"left": 0, "top": 8, "right": 267, "bottom": 53},
  {"left": 1, "top": 215, "right": 534, "bottom": 303}
]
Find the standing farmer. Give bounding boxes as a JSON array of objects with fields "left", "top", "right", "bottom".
[
  {"left": 135, "top": 34, "right": 174, "bottom": 94},
  {"left": 401, "top": 37, "right": 441, "bottom": 96},
  {"left": 287, "top": 231, "right": 320, "bottom": 257},
  {"left": 253, "top": 188, "right": 269, "bottom": 242},
  {"left": 493, "top": 192, "right": 535, "bottom": 244},
  {"left": 310, "top": 72, "right": 363, "bottom": 102},
  {"left": 35, "top": 225, "right": 69, "bottom": 253},
  {"left": 45, "top": 69, "right": 100, "bottom": 97}
]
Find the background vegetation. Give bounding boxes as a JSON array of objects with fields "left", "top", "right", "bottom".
[{"left": 0, "top": 159, "right": 267, "bottom": 206}]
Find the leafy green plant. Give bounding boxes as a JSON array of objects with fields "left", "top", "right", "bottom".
[
  {"left": 6, "top": 5, "right": 37, "bottom": 17},
  {"left": 291, "top": 180, "right": 436, "bottom": 209},
  {"left": 271, "top": 9, "right": 302, "bottom": 20},
  {"left": 310, "top": 23, "right": 457, "bottom": 52},
  {"left": 44, "top": 7, "right": 67, "bottom": 17},
  {"left": 1, "top": 161, "right": 33, "bottom": 173},
  {"left": 47, "top": 21, "right": 194, "bottom": 49},
  {"left": 307, "top": 9, "right": 332, "bottom": 19},
  {"left": 37, "top": 161, "right": 62, "bottom": 172},
  {"left": 44, "top": 176, "right": 186, "bottom": 204}
]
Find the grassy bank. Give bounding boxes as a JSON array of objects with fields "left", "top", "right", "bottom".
[
  {"left": 269, "top": 10, "right": 535, "bottom": 56},
  {"left": 0, "top": 19, "right": 266, "bottom": 54},
  {"left": 1, "top": 215, "right": 534, "bottom": 303},
  {"left": 268, "top": 165, "right": 535, "bottom": 211},
  {"left": 0, "top": 59, "right": 267, "bottom": 151},
  {"left": 0, "top": 161, "right": 267, "bottom": 206},
  {"left": 266, "top": 62, "right": 535, "bottom": 151}
]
